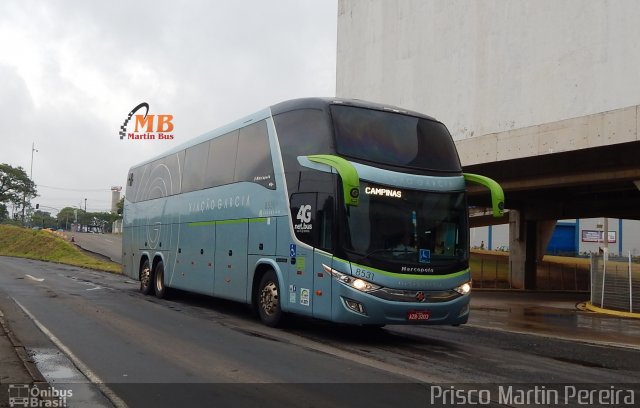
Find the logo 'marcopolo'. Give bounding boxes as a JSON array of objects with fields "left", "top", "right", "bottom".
[
  {"left": 119, "top": 102, "right": 175, "bottom": 141},
  {"left": 7, "top": 384, "right": 72, "bottom": 407}
]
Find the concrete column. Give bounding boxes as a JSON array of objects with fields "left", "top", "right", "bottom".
[
  {"left": 509, "top": 210, "right": 526, "bottom": 289},
  {"left": 509, "top": 210, "right": 556, "bottom": 289}
]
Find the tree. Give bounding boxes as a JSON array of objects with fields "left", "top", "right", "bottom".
[
  {"left": 0, "top": 203, "right": 7, "bottom": 222},
  {"left": 115, "top": 197, "right": 124, "bottom": 216},
  {"left": 31, "top": 210, "right": 56, "bottom": 229},
  {"left": 56, "top": 207, "right": 78, "bottom": 230},
  {"left": 0, "top": 163, "right": 37, "bottom": 222}
]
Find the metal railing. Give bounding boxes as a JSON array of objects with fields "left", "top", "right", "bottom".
[{"left": 590, "top": 253, "right": 640, "bottom": 313}]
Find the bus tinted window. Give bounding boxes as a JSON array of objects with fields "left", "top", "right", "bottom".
[
  {"left": 273, "top": 109, "right": 334, "bottom": 195},
  {"left": 182, "top": 142, "right": 209, "bottom": 192},
  {"left": 331, "top": 105, "right": 461, "bottom": 172},
  {"left": 235, "top": 121, "right": 275, "bottom": 189},
  {"left": 205, "top": 130, "right": 238, "bottom": 188}
]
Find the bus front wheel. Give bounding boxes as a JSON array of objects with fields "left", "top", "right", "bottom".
[
  {"left": 140, "top": 259, "right": 153, "bottom": 295},
  {"left": 257, "top": 270, "right": 282, "bottom": 327}
]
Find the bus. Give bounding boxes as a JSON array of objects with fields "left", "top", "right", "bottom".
[{"left": 122, "top": 98, "right": 504, "bottom": 327}]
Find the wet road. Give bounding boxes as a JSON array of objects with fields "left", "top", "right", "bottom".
[
  {"left": 69, "top": 232, "right": 122, "bottom": 263},
  {"left": 1, "top": 256, "right": 639, "bottom": 407}
]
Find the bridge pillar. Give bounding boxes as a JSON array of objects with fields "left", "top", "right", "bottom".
[{"left": 508, "top": 210, "right": 556, "bottom": 289}]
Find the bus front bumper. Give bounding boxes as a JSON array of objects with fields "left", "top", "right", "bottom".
[{"left": 331, "top": 281, "right": 471, "bottom": 326}]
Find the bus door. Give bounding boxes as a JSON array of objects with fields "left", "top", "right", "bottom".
[{"left": 289, "top": 192, "right": 334, "bottom": 318}]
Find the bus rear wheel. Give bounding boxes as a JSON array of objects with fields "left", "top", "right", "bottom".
[
  {"left": 140, "top": 259, "right": 153, "bottom": 295},
  {"left": 154, "top": 260, "right": 169, "bottom": 299},
  {"left": 257, "top": 270, "right": 282, "bottom": 327}
]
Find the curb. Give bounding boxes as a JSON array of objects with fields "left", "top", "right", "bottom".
[
  {"left": 583, "top": 302, "right": 640, "bottom": 319},
  {"left": 0, "top": 310, "right": 47, "bottom": 384}
]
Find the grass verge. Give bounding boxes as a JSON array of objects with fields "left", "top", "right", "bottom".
[{"left": 0, "top": 225, "right": 121, "bottom": 273}]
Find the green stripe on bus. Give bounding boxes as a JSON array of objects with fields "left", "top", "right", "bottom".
[
  {"left": 336, "top": 257, "right": 469, "bottom": 280},
  {"left": 187, "top": 220, "right": 217, "bottom": 227}
]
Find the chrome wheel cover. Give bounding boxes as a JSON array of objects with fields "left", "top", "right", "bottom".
[{"left": 260, "top": 281, "right": 279, "bottom": 316}]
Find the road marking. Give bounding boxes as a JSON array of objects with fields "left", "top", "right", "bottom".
[
  {"left": 104, "top": 239, "right": 114, "bottom": 243},
  {"left": 14, "top": 299, "right": 129, "bottom": 408},
  {"left": 25, "top": 274, "right": 45, "bottom": 282}
]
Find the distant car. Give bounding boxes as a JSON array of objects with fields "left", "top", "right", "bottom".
[{"left": 31, "top": 226, "right": 41, "bottom": 230}]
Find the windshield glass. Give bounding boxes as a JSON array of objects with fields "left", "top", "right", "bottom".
[
  {"left": 331, "top": 105, "right": 461, "bottom": 172},
  {"left": 341, "top": 182, "right": 468, "bottom": 275}
]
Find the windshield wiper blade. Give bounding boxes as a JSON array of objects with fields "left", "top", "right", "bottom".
[{"left": 356, "top": 248, "right": 410, "bottom": 262}]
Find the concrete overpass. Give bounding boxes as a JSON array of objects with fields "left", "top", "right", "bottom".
[{"left": 459, "top": 105, "right": 640, "bottom": 289}]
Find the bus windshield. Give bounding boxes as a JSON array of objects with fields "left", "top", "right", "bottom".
[
  {"left": 331, "top": 105, "right": 461, "bottom": 172},
  {"left": 341, "top": 182, "right": 468, "bottom": 274}
]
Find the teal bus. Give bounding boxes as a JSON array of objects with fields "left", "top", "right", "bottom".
[{"left": 122, "top": 98, "right": 503, "bottom": 327}]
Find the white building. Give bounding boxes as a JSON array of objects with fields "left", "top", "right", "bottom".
[{"left": 336, "top": 0, "right": 640, "bottom": 258}]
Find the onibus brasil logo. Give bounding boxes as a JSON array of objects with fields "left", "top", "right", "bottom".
[{"left": 119, "top": 102, "right": 174, "bottom": 140}]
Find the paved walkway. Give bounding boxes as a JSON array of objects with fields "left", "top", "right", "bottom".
[{"left": 470, "top": 291, "right": 640, "bottom": 349}]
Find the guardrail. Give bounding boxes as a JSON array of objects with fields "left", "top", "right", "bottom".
[{"left": 590, "top": 253, "right": 640, "bottom": 314}]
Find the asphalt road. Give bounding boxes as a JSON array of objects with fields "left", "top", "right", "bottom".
[
  {"left": 1, "top": 256, "right": 639, "bottom": 407},
  {"left": 69, "top": 232, "right": 122, "bottom": 263}
]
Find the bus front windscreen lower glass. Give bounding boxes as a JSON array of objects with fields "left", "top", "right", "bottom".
[{"left": 342, "top": 183, "right": 468, "bottom": 275}]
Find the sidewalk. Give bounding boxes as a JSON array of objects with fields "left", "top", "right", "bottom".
[
  {"left": 0, "top": 309, "right": 46, "bottom": 408},
  {"left": 470, "top": 290, "right": 640, "bottom": 349}
]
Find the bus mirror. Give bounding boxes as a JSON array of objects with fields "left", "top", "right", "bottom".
[
  {"left": 463, "top": 173, "right": 505, "bottom": 217},
  {"left": 307, "top": 155, "right": 360, "bottom": 206}
]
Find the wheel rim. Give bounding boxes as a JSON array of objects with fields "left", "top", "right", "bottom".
[
  {"left": 260, "top": 281, "right": 279, "bottom": 316},
  {"left": 141, "top": 266, "right": 151, "bottom": 288}
]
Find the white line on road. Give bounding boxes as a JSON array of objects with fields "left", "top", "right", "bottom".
[
  {"left": 14, "top": 299, "right": 129, "bottom": 408},
  {"left": 25, "top": 274, "right": 45, "bottom": 282}
]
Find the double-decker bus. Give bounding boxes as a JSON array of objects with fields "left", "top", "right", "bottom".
[{"left": 122, "top": 98, "right": 503, "bottom": 327}]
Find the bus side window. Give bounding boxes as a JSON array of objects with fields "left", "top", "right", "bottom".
[{"left": 236, "top": 120, "right": 275, "bottom": 189}]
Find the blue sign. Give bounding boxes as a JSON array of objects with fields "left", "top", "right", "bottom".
[
  {"left": 290, "top": 244, "right": 297, "bottom": 257},
  {"left": 419, "top": 249, "right": 431, "bottom": 264}
]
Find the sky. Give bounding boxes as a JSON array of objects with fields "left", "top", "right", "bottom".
[{"left": 0, "top": 0, "right": 337, "bottom": 215}]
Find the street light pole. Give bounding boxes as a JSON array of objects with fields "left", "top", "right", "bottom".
[
  {"left": 30, "top": 142, "right": 38, "bottom": 180},
  {"left": 22, "top": 142, "right": 38, "bottom": 225}
]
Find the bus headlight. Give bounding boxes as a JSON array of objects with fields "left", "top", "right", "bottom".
[
  {"left": 322, "top": 264, "right": 381, "bottom": 293},
  {"left": 454, "top": 281, "right": 472, "bottom": 295}
]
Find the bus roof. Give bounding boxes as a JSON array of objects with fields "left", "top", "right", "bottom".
[{"left": 127, "top": 97, "right": 441, "bottom": 171}]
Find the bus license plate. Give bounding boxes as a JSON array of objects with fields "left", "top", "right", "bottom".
[{"left": 407, "top": 310, "right": 430, "bottom": 321}]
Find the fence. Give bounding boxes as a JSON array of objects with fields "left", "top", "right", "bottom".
[{"left": 590, "top": 253, "right": 640, "bottom": 313}]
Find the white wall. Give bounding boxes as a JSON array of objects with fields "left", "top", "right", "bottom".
[{"left": 337, "top": 0, "right": 640, "bottom": 141}]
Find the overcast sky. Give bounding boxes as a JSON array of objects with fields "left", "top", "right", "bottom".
[{"left": 0, "top": 0, "right": 337, "bottom": 214}]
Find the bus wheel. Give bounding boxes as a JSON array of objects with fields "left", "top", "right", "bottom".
[
  {"left": 140, "top": 259, "right": 153, "bottom": 295},
  {"left": 154, "top": 260, "right": 169, "bottom": 299},
  {"left": 257, "top": 270, "right": 282, "bottom": 327}
]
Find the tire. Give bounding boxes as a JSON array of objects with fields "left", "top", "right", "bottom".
[
  {"left": 154, "top": 260, "right": 169, "bottom": 299},
  {"left": 257, "top": 270, "right": 282, "bottom": 327},
  {"left": 139, "top": 259, "right": 153, "bottom": 295}
]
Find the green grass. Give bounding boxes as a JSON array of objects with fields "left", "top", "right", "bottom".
[{"left": 0, "top": 225, "right": 121, "bottom": 273}]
